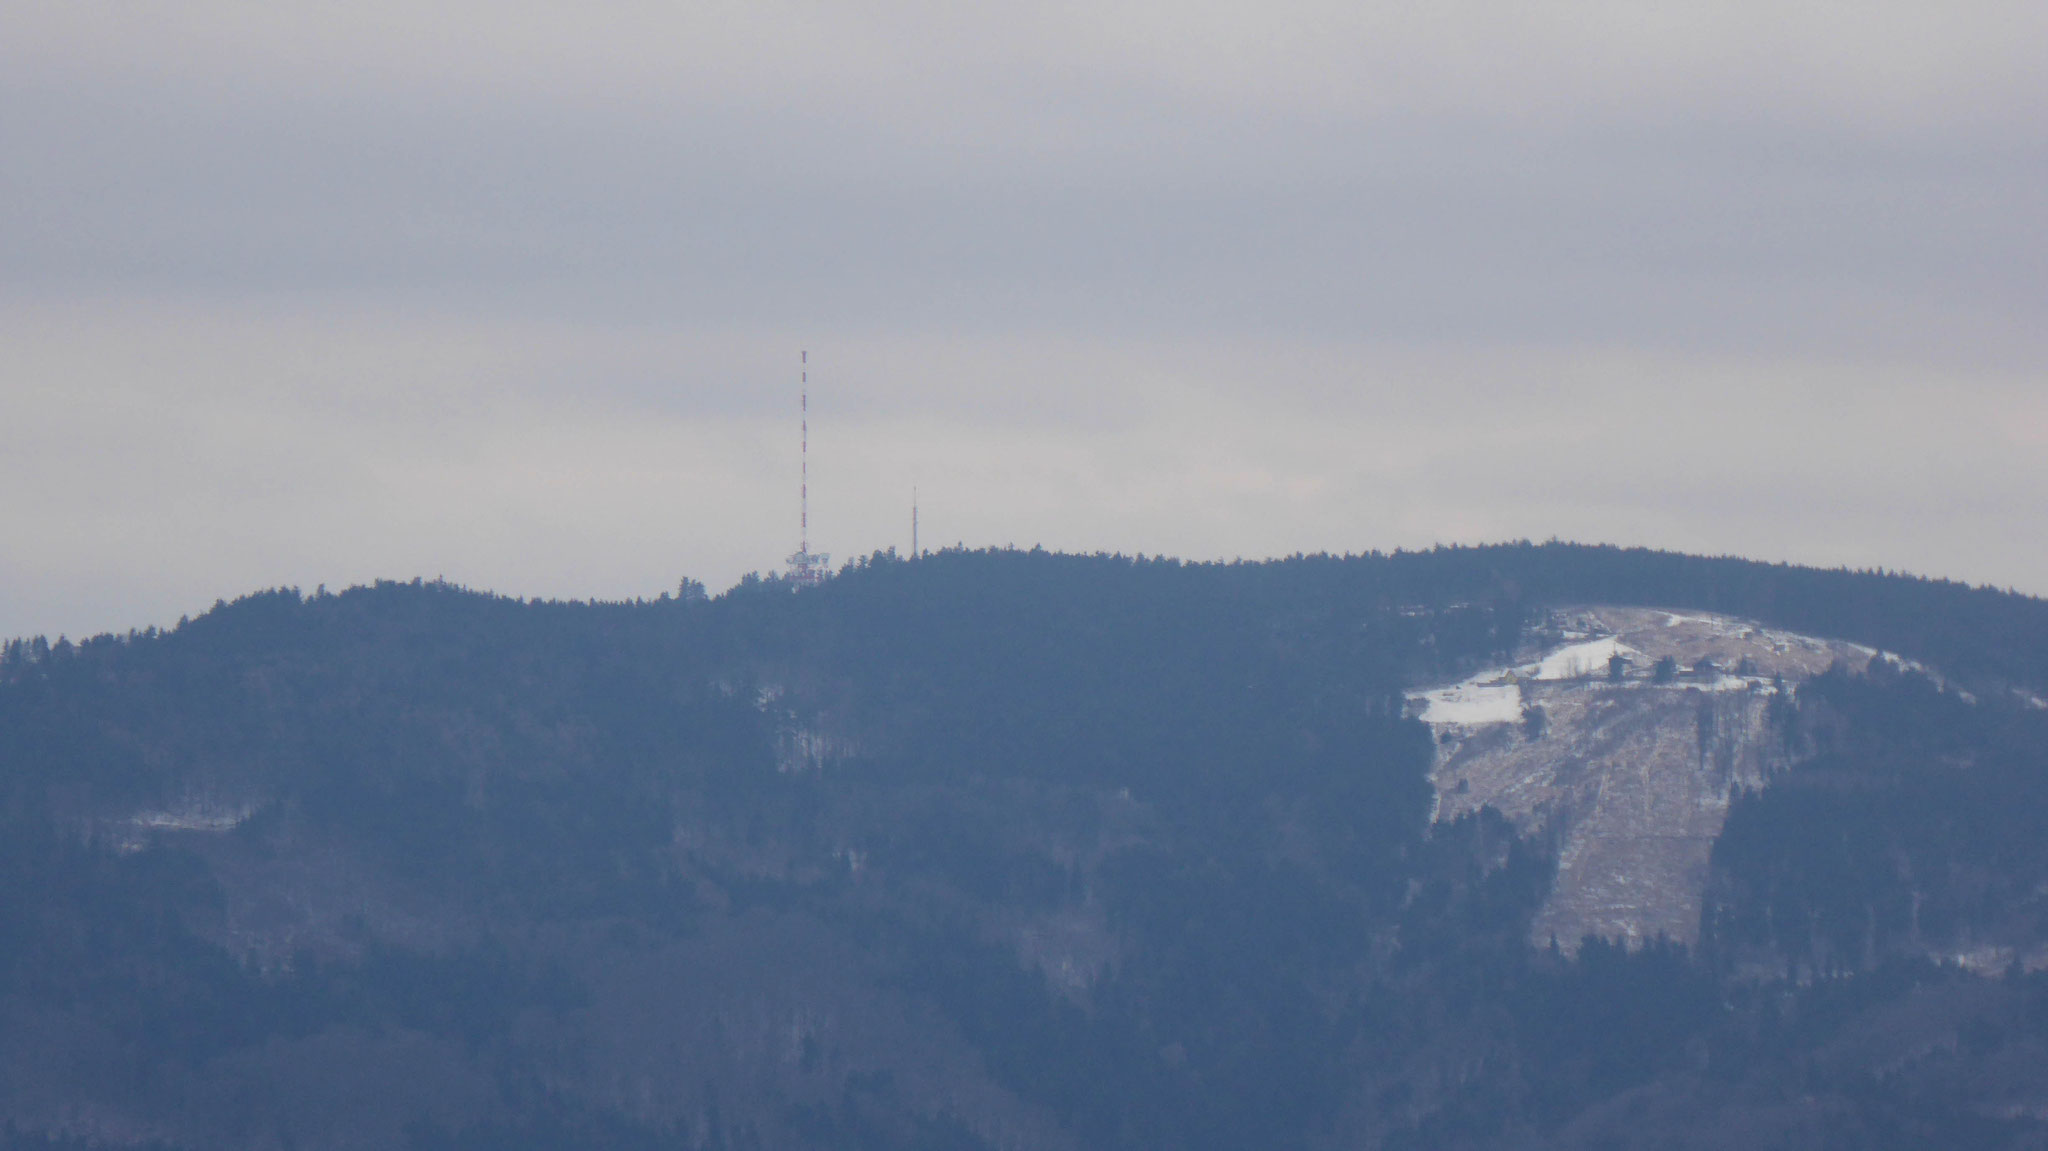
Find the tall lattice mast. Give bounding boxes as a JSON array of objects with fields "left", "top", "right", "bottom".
[
  {"left": 801, "top": 357, "right": 809, "bottom": 556},
  {"left": 786, "top": 351, "right": 830, "bottom": 586}
]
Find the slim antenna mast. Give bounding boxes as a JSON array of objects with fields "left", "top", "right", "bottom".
[
  {"left": 801, "top": 351, "right": 808, "bottom": 557},
  {"left": 912, "top": 486, "right": 919, "bottom": 559},
  {"left": 785, "top": 351, "right": 830, "bottom": 587}
]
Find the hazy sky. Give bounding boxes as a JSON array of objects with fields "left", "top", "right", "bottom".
[{"left": 4, "top": 2, "right": 2046, "bottom": 639}]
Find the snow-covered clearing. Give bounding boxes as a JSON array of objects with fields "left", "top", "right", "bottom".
[{"left": 1415, "top": 604, "right": 1912, "bottom": 952}]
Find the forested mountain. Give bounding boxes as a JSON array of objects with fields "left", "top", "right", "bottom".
[{"left": 4, "top": 542, "right": 2048, "bottom": 1150}]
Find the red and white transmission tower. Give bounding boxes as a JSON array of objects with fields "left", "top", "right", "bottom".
[{"left": 785, "top": 351, "right": 831, "bottom": 586}]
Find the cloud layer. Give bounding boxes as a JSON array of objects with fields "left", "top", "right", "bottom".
[{"left": 3, "top": 2, "right": 2044, "bottom": 638}]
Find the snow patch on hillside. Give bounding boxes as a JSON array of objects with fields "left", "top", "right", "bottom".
[
  {"left": 1415, "top": 637, "right": 1645, "bottom": 728},
  {"left": 129, "top": 803, "right": 255, "bottom": 832},
  {"left": 102, "top": 799, "right": 259, "bottom": 854},
  {"left": 1530, "top": 636, "right": 1636, "bottom": 681},
  {"left": 1415, "top": 680, "right": 1523, "bottom": 727}
]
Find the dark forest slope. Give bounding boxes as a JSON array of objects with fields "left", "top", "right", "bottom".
[{"left": 2, "top": 543, "right": 2047, "bottom": 1150}]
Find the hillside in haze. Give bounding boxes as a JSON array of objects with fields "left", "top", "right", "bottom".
[{"left": 6, "top": 543, "right": 2048, "bottom": 1150}]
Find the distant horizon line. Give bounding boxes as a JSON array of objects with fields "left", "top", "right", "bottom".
[{"left": 8, "top": 538, "right": 2037, "bottom": 647}]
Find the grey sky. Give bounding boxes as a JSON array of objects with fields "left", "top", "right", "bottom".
[{"left": 4, "top": 2, "right": 2045, "bottom": 640}]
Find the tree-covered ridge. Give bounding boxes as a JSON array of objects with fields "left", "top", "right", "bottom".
[
  {"left": 1708, "top": 658, "right": 2048, "bottom": 978},
  {"left": 0, "top": 553, "right": 1504, "bottom": 1148},
  {"left": 0, "top": 543, "right": 2046, "bottom": 1148},
  {"left": 1348, "top": 541, "right": 2048, "bottom": 690}
]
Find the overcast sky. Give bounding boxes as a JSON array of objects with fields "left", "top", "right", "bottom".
[{"left": 4, "top": 2, "right": 2045, "bottom": 639}]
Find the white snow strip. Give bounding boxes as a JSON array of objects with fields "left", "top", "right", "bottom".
[
  {"left": 128, "top": 804, "right": 254, "bottom": 832},
  {"left": 1416, "top": 681, "right": 1524, "bottom": 727},
  {"left": 1528, "top": 637, "right": 1638, "bottom": 681},
  {"left": 1414, "top": 637, "right": 1639, "bottom": 728}
]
